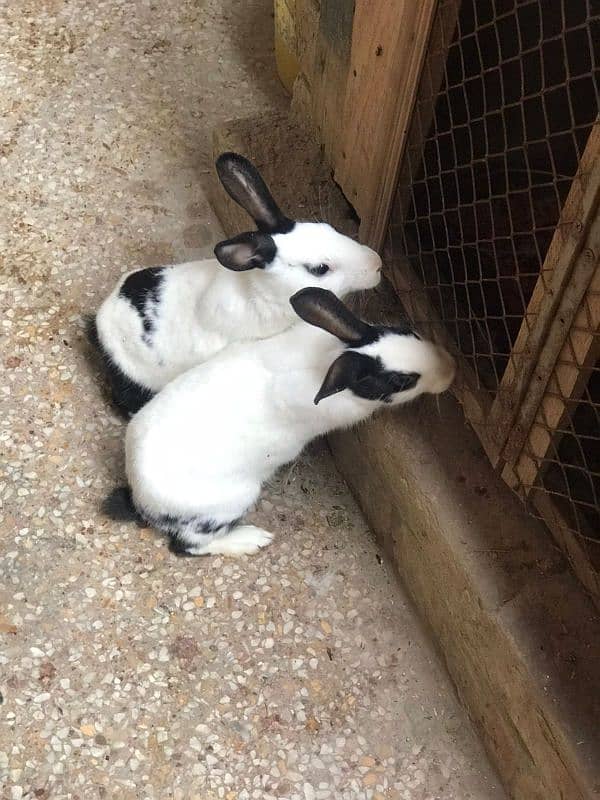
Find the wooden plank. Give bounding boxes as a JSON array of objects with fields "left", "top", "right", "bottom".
[
  {"left": 294, "top": 0, "right": 319, "bottom": 77},
  {"left": 274, "top": 0, "right": 301, "bottom": 92},
  {"left": 329, "top": 393, "right": 600, "bottom": 800},
  {"left": 390, "top": 0, "right": 462, "bottom": 224},
  {"left": 334, "top": 0, "right": 441, "bottom": 245},
  {"left": 309, "top": 0, "right": 355, "bottom": 169},
  {"left": 489, "top": 121, "right": 600, "bottom": 456},
  {"left": 513, "top": 265, "right": 600, "bottom": 491},
  {"left": 502, "top": 209, "right": 600, "bottom": 464}
]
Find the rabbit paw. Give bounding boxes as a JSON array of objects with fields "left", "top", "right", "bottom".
[{"left": 186, "top": 525, "right": 273, "bottom": 557}]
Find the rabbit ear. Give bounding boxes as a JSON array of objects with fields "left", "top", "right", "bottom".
[
  {"left": 216, "top": 152, "right": 294, "bottom": 234},
  {"left": 290, "top": 288, "right": 376, "bottom": 346},
  {"left": 214, "top": 231, "right": 277, "bottom": 271},
  {"left": 314, "top": 351, "right": 374, "bottom": 404}
]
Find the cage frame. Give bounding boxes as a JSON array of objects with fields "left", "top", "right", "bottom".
[{"left": 374, "top": 0, "right": 600, "bottom": 606}]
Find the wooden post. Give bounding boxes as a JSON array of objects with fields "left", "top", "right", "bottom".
[
  {"left": 512, "top": 263, "right": 600, "bottom": 492},
  {"left": 488, "top": 122, "right": 600, "bottom": 460},
  {"left": 382, "top": 0, "right": 462, "bottom": 230},
  {"left": 334, "top": 0, "right": 443, "bottom": 248}
]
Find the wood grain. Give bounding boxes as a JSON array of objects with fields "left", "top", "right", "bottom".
[
  {"left": 334, "top": 0, "right": 440, "bottom": 246},
  {"left": 489, "top": 122, "right": 600, "bottom": 457}
]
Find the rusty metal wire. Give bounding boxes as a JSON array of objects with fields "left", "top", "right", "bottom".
[{"left": 384, "top": 0, "right": 600, "bottom": 597}]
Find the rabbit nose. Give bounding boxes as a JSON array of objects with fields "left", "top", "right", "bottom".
[
  {"left": 362, "top": 246, "right": 383, "bottom": 271},
  {"left": 371, "top": 253, "right": 383, "bottom": 272},
  {"left": 437, "top": 349, "right": 457, "bottom": 392}
]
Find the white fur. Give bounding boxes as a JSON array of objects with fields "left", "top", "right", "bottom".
[
  {"left": 360, "top": 333, "right": 456, "bottom": 395},
  {"left": 184, "top": 526, "right": 273, "bottom": 557},
  {"left": 124, "top": 320, "right": 455, "bottom": 555},
  {"left": 95, "top": 222, "right": 382, "bottom": 393}
]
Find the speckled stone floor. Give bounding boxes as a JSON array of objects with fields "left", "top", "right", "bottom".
[{"left": 0, "top": 2, "right": 505, "bottom": 799}]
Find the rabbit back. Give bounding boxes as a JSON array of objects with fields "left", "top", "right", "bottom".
[
  {"left": 124, "top": 340, "right": 308, "bottom": 524},
  {"left": 94, "top": 258, "right": 299, "bottom": 400}
]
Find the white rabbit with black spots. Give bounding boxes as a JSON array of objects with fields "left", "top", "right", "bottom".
[
  {"left": 104, "top": 288, "right": 456, "bottom": 557},
  {"left": 87, "top": 153, "right": 382, "bottom": 416}
]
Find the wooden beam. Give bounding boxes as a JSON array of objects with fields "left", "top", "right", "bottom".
[
  {"left": 502, "top": 207, "right": 600, "bottom": 465},
  {"left": 330, "top": 393, "right": 600, "bottom": 800},
  {"left": 389, "top": 0, "right": 462, "bottom": 225},
  {"left": 488, "top": 121, "right": 600, "bottom": 458},
  {"left": 309, "top": 0, "right": 355, "bottom": 169},
  {"left": 334, "top": 0, "right": 443, "bottom": 248},
  {"left": 513, "top": 264, "right": 600, "bottom": 492}
]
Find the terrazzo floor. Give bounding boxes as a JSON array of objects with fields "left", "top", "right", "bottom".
[{"left": 1, "top": 1, "right": 505, "bottom": 798}]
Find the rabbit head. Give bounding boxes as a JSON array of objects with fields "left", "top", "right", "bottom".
[
  {"left": 290, "top": 288, "right": 456, "bottom": 406},
  {"left": 213, "top": 153, "right": 382, "bottom": 298}
]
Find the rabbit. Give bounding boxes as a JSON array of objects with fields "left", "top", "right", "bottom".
[
  {"left": 87, "top": 152, "right": 383, "bottom": 416},
  {"left": 103, "top": 287, "right": 456, "bottom": 557}
]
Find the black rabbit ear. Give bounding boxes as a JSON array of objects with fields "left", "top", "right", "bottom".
[
  {"left": 214, "top": 231, "right": 277, "bottom": 271},
  {"left": 216, "top": 152, "right": 294, "bottom": 235},
  {"left": 290, "top": 288, "right": 376, "bottom": 346},
  {"left": 314, "top": 351, "right": 375, "bottom": 404}
]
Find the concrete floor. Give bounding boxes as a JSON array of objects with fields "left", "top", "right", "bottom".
[{"left": 0, "top": 1, "right": 505, "bottom": 798}]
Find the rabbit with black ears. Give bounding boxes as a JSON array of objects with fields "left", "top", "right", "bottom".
[
  {"left": 104, "top": 287, "right": 456, "bottom": 557},
  {"left": 88, "top": 153, "right": 382, "bottom": 416}
]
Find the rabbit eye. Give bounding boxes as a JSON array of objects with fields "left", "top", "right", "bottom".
[{"left": 307, "top": 263, "right": 330, "bottom": 276}]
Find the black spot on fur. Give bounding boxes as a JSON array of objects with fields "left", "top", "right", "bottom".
[
  {"left": 84, "top": 313, "right": 101, "bottom": 349},
  {"left": 155, "top": 513, "right": 243, "bottom": 555},
  {"left": 103, "top": 484, "right": 242, "bottom": 556},
  {"left": 351, "top": 324, "right": 420, "bottom": 349},
  {"left": 352, "top": 355, "right": 420, "bottom": 402},
  {"left": 375, "top": 324, "right": 420, "bottom": 340},
  {"left": 102, "top": 487, "right": 145, "bottom": 524},
  {"left": 164, "top": 516, "right": 240, "bottom": 555},
  {"left": 119, "top": 267, "right": 165, "bottom": 337},
  {"left": 316, "top": 350, "right": 420, "bottom": 405},
  {"left": 168, "top": 537, "right": 196, "bottom": 556},
  {"left": 355, "top": 356, "right": 420, "bottom": 401},
  {"left": 85, "top": 315, "right": 154, "bottom": 416}
]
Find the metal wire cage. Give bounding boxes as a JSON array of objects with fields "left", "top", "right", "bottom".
[{"left": 384, "top": 0, "right": 600, "bottom": 604}]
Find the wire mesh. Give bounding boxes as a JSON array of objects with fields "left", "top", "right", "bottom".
[
  {"left": 384, "top": 0, "right": 600, "bottom": 597},
  {"left": 540, "top": 366, "right": 600, "bottom": 536}
]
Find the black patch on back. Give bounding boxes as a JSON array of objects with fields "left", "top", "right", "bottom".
[
  {"left": 85, "top": 314, "right": 154, "bottom": 416},
  {"left": 119, "top": 267, "right": 165, "bottom": 338}
]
